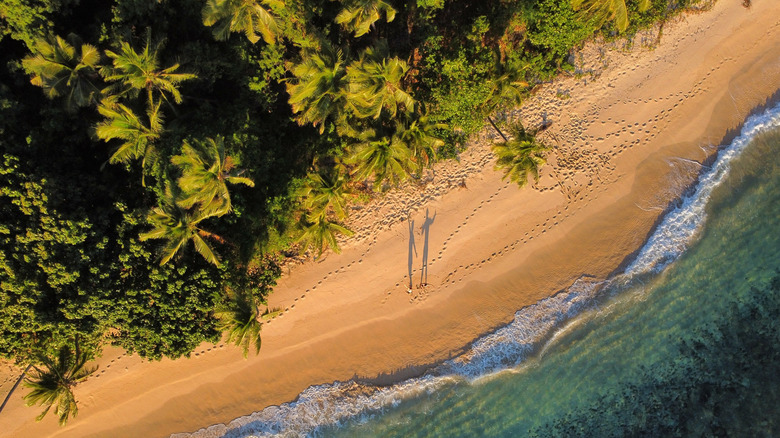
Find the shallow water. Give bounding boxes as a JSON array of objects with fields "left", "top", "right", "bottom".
[{"left": 179, "top": 102, "right": 780, "bottom": 438}]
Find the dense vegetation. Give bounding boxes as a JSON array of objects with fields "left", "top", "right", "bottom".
[
  {"left": 531, "top": 272, "right": 780, "bottom": 437},
  {"left": 0, "top": 0, "right": 699, "bottom": 424}
]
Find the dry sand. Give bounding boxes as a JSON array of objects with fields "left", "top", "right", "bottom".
[{"left": 1, "top": 1, "right": 779, "bottom": 436}]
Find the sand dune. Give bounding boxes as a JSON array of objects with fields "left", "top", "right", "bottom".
[{"left": 1, "top": 1, "right": 779, "bottom": 437}]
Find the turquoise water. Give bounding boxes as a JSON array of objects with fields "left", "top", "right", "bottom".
[{"left": 182, "top": 103, "right": 780, "bottom": 438}]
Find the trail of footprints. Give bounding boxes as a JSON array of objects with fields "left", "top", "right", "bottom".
[{"left": 267, "top": 45, "right": 737, "bottom": 318}]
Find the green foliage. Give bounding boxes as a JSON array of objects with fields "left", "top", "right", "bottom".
[
  {"left": 492, "top": 123, "right": 550, "bottom": 188},
  {"left": 23, "top": 342, "right": 97, "bottom": 426},
  {"left": 215, "top": 288, "right": 262, "bottom": 357},
  {"left": 571, "top": 0, "right": 651, "bottom": 33},
  {"left": 22, "top": 33, "right": 102, "bottom": 112},
  {"left": 527, "top": 0, "right": 595, "bottom": 73},
  {"left": 171, "top": 136, "right": 255, "bottom": 217},
  {"left": 101, "top": 33, "right": 197, "bottom": 106},
  {"left": 202, "top": 0, "right": 281, "bottom": 44},
  {"left": 286, "top": 42, "right": 349, "bottom": 133},
  {"left": 335, "top": 0, "right": 396, "bottom": 37}
]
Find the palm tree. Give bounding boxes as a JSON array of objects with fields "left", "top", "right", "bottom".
[
  {"left": 299, "top": 170, "right": 352, "bottom": 221},
  {"left": 483, "top": 62, "right": 529, "bottom": 141},
  {"left": 395, "top": 113, "right": 445, "bottom": 172},
  {"left": 171, "top": 137, "right": 255, "bottom": 217},
  {"left": 348, "top": 127, "right": 417, "bottom": 190},
  {"left": 101, "top": 33, "right": 197, "bottom": 106},
  {"left": 214, "top": 289, "right": 263, "bottom": 358},
  {"left": 94, "top": 98, "right": 164, "bottom": 185},
  {"left": 492, "top": 123, "right": 550, "bottom": 188},
  {"left": 346, "top": 41, "right": 415, "bottom": 119},
  {"left": 22, "top": 33, "right": 102, "bottom": 112},
  {"left": 23, "top": 343, "right": 97, "bottom": 426},
  {"left": 139, "top": 188, "right": 222, "bottom": 266},
  {"left": 571, "top": 0, "right": 651, "bottom": 33},
  {"left": 335, "top": 0, "right": 396, "bottom": 37},
  {"left": 296, "top": 211, "right": 354, "bottom": 257},
  {"left": 286, "top": 43, "right": 349, "bottom": 133},
  {"left": 202, "top": 0, "right": 281, "bottom": 44}
]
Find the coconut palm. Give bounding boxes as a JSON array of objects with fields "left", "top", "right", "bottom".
[
  {"left": 395, "top": 113, "right": 445, "bottom": 171},
  {"left": 346, "top": 41, "right": 415, "bottom": 119},
  {"left": 94, "top": 98, "right": 164, "bottom": 175},
  {"left": 22, "top": 33, "right": 102, "bottom": 112},
  {"left": 492, "top": 123, "right": 550, "bottom": 188},
  {"left": 286, "top": 43, "right": 349, "bottom": 133},
  {"left": 101, "top": 33, "right": 196, "bottom": 106},
  {"left": 215, "top": 289, "right": 263, "bottom": 358},
  {"left": 571, "top": 0, "right": 651, "bottom": 33},
  {"left": 171, "top": 137, "right": 255, "bottom": 217},
  {"left": 348, "top": 127, "right": 417, "bottom": 190},
  {"left": 483, "top": 62, "right": 530, "bottom": 141},
  {"left": 296, "top": 211, "right": 354, "bottom": 257},
  {"left": 299, "top": 170, "right": 352, "bottom": 220},
  {"left": 202, "top": 0, "right": 281, "bottom": 44},
  {"left": 335, "top": 0, "right": 396, "bottom": 37},
  {"left": 23, "top": 343, "right": 97, "bottom": 426},
  {"left": 139, "top": 188, "right": 222, "bottom": 266}
]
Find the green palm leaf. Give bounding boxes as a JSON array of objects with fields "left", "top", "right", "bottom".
[
  {"left": 571, "top": 0, "right": 651, "bottom": 32},
  {"left": 215, "top": 289, "right": 262, "bottom": 358},
  {"left": 492, "top": 123, "right": 550, "bottom": 188},
  {"left": 335, "top": 0, "right": 396, "bottom": 37},
  {"left": 22, "top": 33, "right": 102, "bottom": 112},
  {"left": 171, "top": 137, "right": 254, "bottom": 217},
  {"left": 102, "top": 33, "right": 196, "bottom": 105},
  {"left": 296, "top": 212, "right": 354, "bottom": 257},
  {"left": 139, "top": 188, "right": 222, "bottom": 266},
  {"left": 23, "top": 343, "right": 97, "bottom": 426},
  {"left": 346, "top": 41, "right": 415, "bottom": 119},
  {"left": 202, "top": 0, "right": 280, "bottom": 44},
  {"left": 286, "top": 43, "right": 349, "bottom": 133}
]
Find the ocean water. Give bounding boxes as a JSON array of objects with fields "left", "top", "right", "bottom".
[{"left": 181, "top": 101, "right": 780, "bottom": 438}]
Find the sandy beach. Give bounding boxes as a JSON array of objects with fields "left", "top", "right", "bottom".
[{"left": 1, "top": 1, "right": 779, "bottom": 436}]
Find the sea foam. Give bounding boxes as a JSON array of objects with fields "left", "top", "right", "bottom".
[{"left": 174, "top": 101, "right": 780, "bottom": 438}]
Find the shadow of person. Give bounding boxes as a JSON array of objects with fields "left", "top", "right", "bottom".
[
  {"left": 420, "top": 208, "right": 437, "bottom": 286},
  {"left": 407, "top": 218, "right": 416, "bottom": 291}
]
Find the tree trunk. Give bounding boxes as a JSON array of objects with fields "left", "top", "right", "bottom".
[
  {"left": 0, "top": 364, "right": 32, "bottom": 415},
  {"left": 487, "top": 116, "right": 508, "bottom": 142}
]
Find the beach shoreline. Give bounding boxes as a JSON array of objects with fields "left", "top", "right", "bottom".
[{"left": 1, "top": 1, "right": 779, "bottom": 437}]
